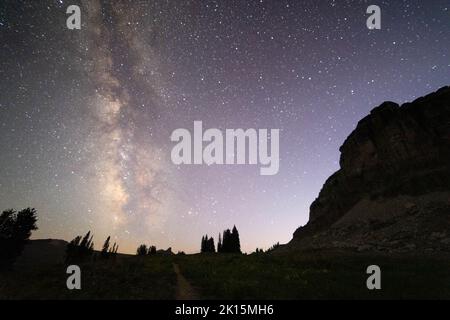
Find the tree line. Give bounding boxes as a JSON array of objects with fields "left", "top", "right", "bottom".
[
  {"left": 0, "top": 207, "right": 122, "bottom": 268},
  {"left": 1, "top": 207, "right": 278, "bottom": 267},
  {"left": 136, "top": 244, "right": 157, "bottom": 255},
  {"left": 201, "top": 225, "right": 241, "bottom": 253},
  {"left": 66, "top": 231, "right": 119, "bottom": 263}
]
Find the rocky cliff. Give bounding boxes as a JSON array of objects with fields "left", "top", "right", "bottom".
[{"left": 289, "top": 86, "right": 450, "bottom": 253}]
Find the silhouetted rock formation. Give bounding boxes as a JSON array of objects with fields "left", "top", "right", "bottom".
[
  {"left": 156, "top": 247, "right": 174, "bottom": 255},
  {"left": 290, "top": 86, "right": 450, "bottom": 253}
]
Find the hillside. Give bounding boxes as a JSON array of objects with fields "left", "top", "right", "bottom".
[{"left": 14, "top": 239, "right": 68, "bottom": 268}]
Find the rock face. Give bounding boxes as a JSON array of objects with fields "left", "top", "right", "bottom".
[{"left": 290, "top": 86, "right": 450, "bottom": 253}]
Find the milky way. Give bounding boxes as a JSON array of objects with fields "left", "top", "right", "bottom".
[
  {"left": 0, "top": 0, "right": 449, "bottom": 253},
  {"left": 80, "top": 1, "right": 173, "bottom": 241}
]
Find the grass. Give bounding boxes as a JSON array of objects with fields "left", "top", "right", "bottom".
[
  {"left": 0, "top": 255, "right": 177, "bottom": 299},
  {"left": 175, "top": 250, "right": 450, "bottom": 299},
  {"left": 1, "top": 250, "right": 450, "bottom": 299}
]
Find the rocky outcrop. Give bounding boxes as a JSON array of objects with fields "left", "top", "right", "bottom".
[{"left": 289, "top": 86, "right": 450, "bottom": 253}]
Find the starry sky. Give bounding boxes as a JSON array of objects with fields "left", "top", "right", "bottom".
[{"left": 0, "top": 0, "right": 449, "bottom": 254}]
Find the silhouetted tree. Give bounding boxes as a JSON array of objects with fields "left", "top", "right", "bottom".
[
  {"left": 201, "top": 235, "right": 206, "bottom": 253},
  {"left": 218, "top": 226, "right": 242, "bottom": 253},
  {"left": 80, "top": 231, "right": 90, "bottom": 249},
  {"left": 0, "top": 208, "right": 38, "bottom": 269},
  {"left": 201, "top": 236, "right": 205, "bottom": 252},
  {"left": 208, "top": 237, "right": 215, "bottom": 253},
  {"left": 267, "top": 242, "right": 281, "bottom": 252},
  {"left": 136, "top": 244, "right": 148, "bottom": 255},
  {"left": 80, "top": 231, "right": 93, "bottom": 257},
  {"left": 221, "top": 229, "right": 232, "bottom": 252},
  {"left": 101, "top": 236, "right": 111, "bottom": 259},
  {"left": 217, "top": 233, "right": 222, "bottom": 253},
  {"left": 86, "top": 234, "right": 94, "bottom": 252},
  {"left": 200, "top": 234, "right": 215, "bottom": 253},
  {"left": 65, "top": 231, "right": 95, "bottom": 263},
  {"left": 148, "top": 245, "right": 157, "bottom": 255},
  {"left": 232, "top": 225, "right": 241, "bottom": 253},
  {"left": 108, "top": 242, "right": 119, "bottom": 260},
  {"left": 88, "top": 241, "right": 94, "bottom": 252}
]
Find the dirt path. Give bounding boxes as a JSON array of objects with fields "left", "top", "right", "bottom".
[{"left": 173, "top": 263, "right": 200, "bottom": 300}]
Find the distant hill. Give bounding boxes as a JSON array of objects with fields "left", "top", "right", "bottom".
[
  {"left": 14, "top": 239, "right": 68, "bottom": 268},
  {"left": 288, "top": 86, "right": 450, "bottom": 253}
]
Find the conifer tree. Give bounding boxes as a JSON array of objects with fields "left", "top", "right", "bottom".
[
  {"left": 200, "top": 236, "right": 205, "bottom": 253},
  {"left": 217, "top": 233, "right": 222, "bottom": 253},
  {"left": 80, "top": 231, "right": 90, "bottom": 249},
  {"left": 65, "top": 231, "right": 95, "bottom": 263},
  {"left": 232, "top": 225, "right": 241, "bottom": 253},
  {"left": 101, "top": 236, "right": 110, "bottom": 259},
  {"left": 216, "top": 226, "right": 242, "bottom": 253},
  {"left": 222, "top": 229, "right": 232, "bottom": 252},
  {"left": 208, "top": 237, "right": 215, "bottom": 253},
  {"left": 200, "top": 235, "right": 216, "bottom": 253}
]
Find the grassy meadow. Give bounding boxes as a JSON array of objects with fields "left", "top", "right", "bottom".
[
  {"left": 1, "top": 249, "right": 450, "bottom": 299},
  {"left": 175, "top": 250, "right": 450, "bottom": 299}
]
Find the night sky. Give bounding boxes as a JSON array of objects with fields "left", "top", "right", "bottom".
[{"left": 0, "top": 0, "right": 449, "bottom": 253}]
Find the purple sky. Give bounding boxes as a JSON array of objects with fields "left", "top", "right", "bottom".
[{"left": 0, "top": 0, "right": 449, "bottom": 253}]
